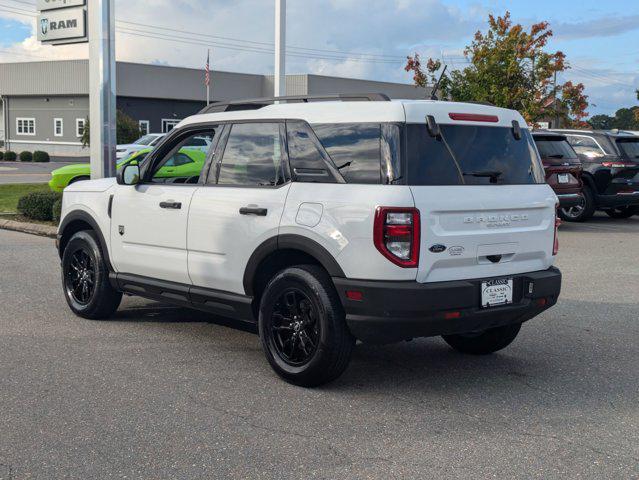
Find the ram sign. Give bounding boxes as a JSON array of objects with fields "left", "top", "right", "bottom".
[
  {"left": 37, "top": 0, "right": 86, "bottom": 12},
  {"left": 37, "top": 6, "right": 86, "bottom": 44}
]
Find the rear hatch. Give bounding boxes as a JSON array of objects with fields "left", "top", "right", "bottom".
[
  {"left": 403, "top": 118, "right": 556, "bottom": 283},
  {"left": 533, "top": 133, "right": 583, "bottom": 193}
]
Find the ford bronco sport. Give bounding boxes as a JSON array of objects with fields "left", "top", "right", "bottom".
[{"left": 57, "top": 94, "right": 562, "bottom": 387}]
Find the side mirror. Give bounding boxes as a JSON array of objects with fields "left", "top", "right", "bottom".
[{"left": 117, "top": 164, "right": 140, "bottom": 185}]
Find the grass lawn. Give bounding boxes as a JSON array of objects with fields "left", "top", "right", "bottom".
[{"left": 0, "top": 183, "right": 51, "bottom": 213}]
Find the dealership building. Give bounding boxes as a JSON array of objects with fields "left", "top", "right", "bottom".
[{"left": 0, "top": 60, "right": 427, "bottom": 158}]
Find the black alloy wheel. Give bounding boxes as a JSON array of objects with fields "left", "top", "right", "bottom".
[
  {"left": 61, "top": 230, "right": 122, "bottom": 319},
  {"left": 258, "top": 265, "right": 354, "bottom": 387},
  {"left": 65, "top": 248, "right": 96, "bottom": 305},
  {"left": 269, "top": 288, "right": 321, "bottom": 366}
]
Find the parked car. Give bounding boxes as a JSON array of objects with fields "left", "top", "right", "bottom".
[
  {"left": 49, "top": 146, "right": 207, "bottom": 192},
  {"left": 56, "top": 95, "right": 561, "bottom": 387},
  {"left": 116, "top": 133, "right": 165, "bottom": 160},
  {"left": 532, "top": 131, "right": 584, "bottom": 217},
  {"left": 551, "top": 129, "right": 639, "bottom": 220}
]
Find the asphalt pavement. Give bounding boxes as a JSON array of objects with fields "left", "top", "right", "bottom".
[
  {"left": 0, "top": 162, "right": 75, "bottom": 185},
  {"left": 0, "top": 215, "right": 638, "bottom": 479}
]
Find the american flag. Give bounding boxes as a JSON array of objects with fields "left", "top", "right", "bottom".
[{"left": 205, "top": 50, "right": 210, "bottom": 87}]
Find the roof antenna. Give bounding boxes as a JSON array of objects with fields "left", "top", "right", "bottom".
[{"left": 430, "top": 64, "right": 447, "bottom": 101}]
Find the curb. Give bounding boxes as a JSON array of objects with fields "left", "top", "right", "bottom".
[{"left": 0, "top": 219, "right": 57, "bottom": 239}]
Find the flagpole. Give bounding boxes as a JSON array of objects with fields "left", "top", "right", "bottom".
[{"left": 206, "top": 48, "right": 210, "bottom": 106}]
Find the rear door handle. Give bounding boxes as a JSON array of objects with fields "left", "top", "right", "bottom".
[
  {"left": 159, "top": 201, "right": 182, "bottom": 209},
  {"left": 239, "top": 207, "right": 268, "bottom": 216}
]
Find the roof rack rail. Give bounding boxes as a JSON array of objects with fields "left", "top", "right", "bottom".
[{"left": 198, "top": 93, "right": 391, "bottom": 114}]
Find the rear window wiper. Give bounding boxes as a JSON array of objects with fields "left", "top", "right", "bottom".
[
  {"left": 463, "top": 170, "right": 503, "bottom": 183},
  {"left": 548, "top": 154, "right": 564, "bottom": 159}
]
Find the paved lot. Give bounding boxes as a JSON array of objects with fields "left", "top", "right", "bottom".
[
  {"left": 0, "top": 162, "right": 77, "bottom": 185},
  {"left": 0, "top": 215, "right": 638, "bottom": 479}
]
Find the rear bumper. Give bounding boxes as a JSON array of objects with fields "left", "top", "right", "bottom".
[
  {"left": 596, "top": 191, "right": 639, "bottom": 208},
  {"left": 556, "top": 193, "right": 583, "bottom": 208},
  {"left": 333, "top": 267, "right": 561, "bottom": 344}
]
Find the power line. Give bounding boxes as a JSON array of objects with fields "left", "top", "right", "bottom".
[{"left": 1, "top": 1, "right": 407, "bottom": 63}]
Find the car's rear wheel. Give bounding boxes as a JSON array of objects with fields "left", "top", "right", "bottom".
[
  {"left": 559, "top": 185, "right": 595, "bottom": 222},
  {"left": 442, "top": 323, "right": 522, "bottom": 355},
  {"left": 258, "top": 265, "right": 354, "bottom": 387},
  {"left": 62, "top": 230, "right": 122, "bottom": 319},
  {"left": 604, "top": 206, "right": 638, "bottom": 218}
]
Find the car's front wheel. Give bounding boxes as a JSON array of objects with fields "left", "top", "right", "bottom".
[
  {"left": 442, "top": 323, "right": 522, "bottom": 355},
  {"left": 62, "top": 230, "right": 122, "bottom": 319},
  {"left": 258, "top": 265, "right": 355, "bottom": 387}
]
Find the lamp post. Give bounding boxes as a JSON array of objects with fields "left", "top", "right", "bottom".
[{"left": 274, "top": 0, "right": 286, "bottom": 98}]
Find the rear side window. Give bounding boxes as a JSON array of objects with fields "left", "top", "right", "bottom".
[
  {"left": 312, "top": 124, "right": 382, "bottom": 184},
  {"left": 566, "top": 135, "right": 605, "bottom": 157},
  {"left": 217, "top": 123, "right": 285, "bottom": 187},
  {"left": 287, "top": 122, "right": 337, "bottom": 183},
  {"left": 406, "top": 124, "right": 544, "bottom": 185},
  {"left": 534, "top": 136, "right": 579, "bottom": 160},
  {"left": 616, "top": 139, "right": 639, "bottom": 159}
]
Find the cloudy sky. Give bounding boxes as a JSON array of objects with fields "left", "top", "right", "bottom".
[{"left": 1, "top": 0, "right": 638, "bottom": 116}]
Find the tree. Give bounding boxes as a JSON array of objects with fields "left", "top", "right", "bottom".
[
  {"left": 81, "top": 111, "right": 141, "bottom": 147},
  {"left": 405, "top": 12, "right": 589, "bottom": 127},
  {"left": 587, "top": 107, "right": 639, "bottom": 130}
]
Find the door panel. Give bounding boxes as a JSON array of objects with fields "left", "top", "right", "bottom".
[
  {"left": 110, "top": 184, "right": 196, "bottom": 284},
  {"left": 188, "top": 185, "right": 291, "bottom": 294}
]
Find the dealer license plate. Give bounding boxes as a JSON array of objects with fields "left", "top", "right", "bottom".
[
  {"left": 481, "top": 279, "right": 513, "bottom": 308},
  {"left": 557, "top": 173, "right": 570, "bottom": 184}
]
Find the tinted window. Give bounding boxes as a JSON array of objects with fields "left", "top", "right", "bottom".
[
  {"left": 218, "top": 123, "right": 284, "bottom": 186},
  {"left": 185, "top": 136, "right": 209, "bottom": 147},
  {"left": 150, "top": 130, "right": 216, "bottom": 184},
  {"left": 406, "top": 124, "right": 544, "bottom": 185},
  {"left": 566, "top": 135, "right": 605, "bottom": 158},
  {"left": 287, "top": 122, "right": 336, "bottom": 183},
  {"left": 616, "top": 139, "right": 639, "bottom": 159},
  {"left": 534, "top": 137, "right": 579, "bottom": 161},
  {"left": 313, "top": 124, "right": 381, "bottom": 184}
]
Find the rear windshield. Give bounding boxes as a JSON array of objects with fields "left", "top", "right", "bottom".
[
  {"left": 134, "top": 135, "right": 158, "bottom": 145},
  {"left": 534, "top": 136, "right": 579, "bottom": 161},
  {"left": 406, "top": 124, "right": 545, "bottom": 185},
  {"left": 616, "top": 139, "right": 639, "bottom": 159}
]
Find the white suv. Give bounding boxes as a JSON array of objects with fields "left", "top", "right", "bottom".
[{"left": 57, "top": 95, "right": 562, "bottom": 387}]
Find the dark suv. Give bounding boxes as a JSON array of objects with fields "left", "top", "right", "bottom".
[
  {"left": 551, "top": 129, "right": 639, "bottom": 220},
  {"left": 532, "top": 131, "right": 583, "bottom": 214}
]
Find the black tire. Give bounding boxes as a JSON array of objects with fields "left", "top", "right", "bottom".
[
  {"left": 258, "top": 265, "right": 355, "bottom": 387},
  {"left": 69, "top": 176, "right": 90, "bottom": 185},
  {"left": 604, "top": 206, "right": 638, "bottom": 219},
  {"left": 442, "top": 323, "right": 522, "bottom": 355},
  {"left": 559, "top": 185, "right": 595, "bottom": 222},
  {"left": 61, "top": 230, "right": 122, "bottom": 319}
]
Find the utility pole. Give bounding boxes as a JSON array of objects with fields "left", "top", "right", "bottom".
[
  {"left": 89, "top": 0, "right": 117, "bottom": 179},
  {"left": 274, "top": 0, "right": 286, "bottom": 98}
]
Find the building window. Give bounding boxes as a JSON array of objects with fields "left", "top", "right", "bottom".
[
  {"left": 139, "top": 120, "right": 150, "bottom": 135},
  {"left": 16, "top": 118, "right": 36, "bottom": 136},
  {"left": 76, "top": 118, "right": 86, "bottom": 138},
  {"left": 54, "top": 118, "right": 64, "bottom": 137},
  {"left": 162, "top": 119, "right": 181, "bottom": 133}
]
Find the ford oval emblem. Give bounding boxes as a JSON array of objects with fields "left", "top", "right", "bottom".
[{"left": 429, "top": 244, "right": 447, "bottom": 253}]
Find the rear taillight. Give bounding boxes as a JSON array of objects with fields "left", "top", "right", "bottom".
[
  {"left": 553, "top": 216, "right": 561, "bottom": 256},
  {"left": 374, "top": 207, "right": 420, "bottom": 268}
]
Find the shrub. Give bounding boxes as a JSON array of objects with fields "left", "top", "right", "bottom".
[
  {"left": 17, "top": 191, "right": 62, "bottom": 221},
  {"left": 0, "top": 151, "right": 3, "bottom": 160},
  {"left": 19, "top": 151, "right": 33, "bottom": 162},
  {"left": 4, "top": 151, "right": 17, "bottom": 161},
  {"left": 52, "top": 198, "right": 63, "bottom": 223},
  {"left": 33, "top": 151, "right": 50, "bottom": 163}
]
